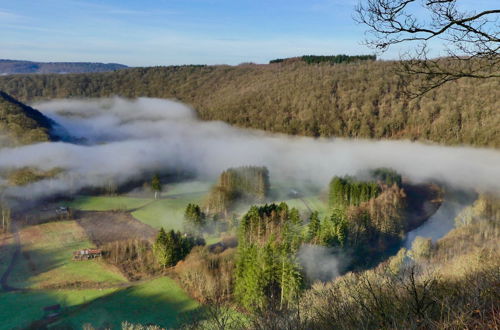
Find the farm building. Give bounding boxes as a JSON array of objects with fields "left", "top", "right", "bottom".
[{"left": 72, "top": 248, "right": 102, "bottom": 261}]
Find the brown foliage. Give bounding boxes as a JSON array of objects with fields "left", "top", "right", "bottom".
[
  {"left": 101, "top": 239, "right": 161, "bottom": 280},
  {"left": 1, "top": 61, "right": 498, "bottom": 148},
  {"left": 175, "top": 246, "right": 236, "bottom": 304}
]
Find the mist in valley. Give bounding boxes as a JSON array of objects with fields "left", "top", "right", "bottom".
[
  {"left": 0, "top": 97, "right": 499, "bottom": 204},
  {"left": 0, "top": 96, "right": 498, "bottom": 290}
]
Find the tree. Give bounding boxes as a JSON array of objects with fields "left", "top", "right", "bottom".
[
  {"left": 153, "top": 227, "right": 204, "bottom": 268},
  {"left": 308, "top": 211, "right": 321, "bottom": 243},
  {"left": 184, "top": 203, "right": 206, "bottom": 234},
  {"left": 355, "top": 0, "right": 500, "bottom": 95},
  {"left": 0, "top": 202, "right": 11, "bottom": 233},
  {"left": 151, "top": 174, "right": 161, "bottom": 200}
]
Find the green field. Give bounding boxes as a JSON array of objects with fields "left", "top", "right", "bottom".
[
  {"left": 161, "top": 181, "right": 212, "bottom": 197},
  {"left": 281, "top": 195, "right": 329, "bottom": 219},
  {"left": 10, "top": 221, "right": 126, "bottom": 289},
  {"left": 55, "top": 277, "right": 200, "bottom": 329},
  {"left": 132, "top": 193, "right": 206, "bottom": 230},
  {"left": 67, "top": 196, "right": 152, "bottom": 211},
  {"left": 0, "top": 288, "right": 117, "bottom": 330}
]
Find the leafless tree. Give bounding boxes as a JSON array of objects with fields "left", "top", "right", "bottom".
[{"left": 355, "top": 0, "right": 500, "bottom": 96}]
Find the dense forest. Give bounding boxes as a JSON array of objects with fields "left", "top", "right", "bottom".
[
  {"left": 0, "top": 60, "right": 498, "bottom": 148},
  {"left": 0, "top": 90, "right": 53, "bottom": 146},
  {"left": 0, "top": 59, "right": 127, "bottom": 75}
]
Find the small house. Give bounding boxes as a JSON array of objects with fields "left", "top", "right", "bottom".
[{"left": 72, "top": 248, "right": 102, "bottom": 261}]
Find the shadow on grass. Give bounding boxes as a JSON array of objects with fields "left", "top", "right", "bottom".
[{"left": 55, "top": 277, "right": 202, "bottom": 329}]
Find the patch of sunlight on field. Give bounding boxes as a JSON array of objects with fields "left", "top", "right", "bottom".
[
  {"left": 162, "top": 180, "right": 212, "bottom": 197},
  {"left": 55, "top": 276, "right": 200, "bottom": 329},
  {"left": 67, "top": 196, "right": 152, "bottom": 211},
  {"left": 10, "top": 221, "right": 126, "bottom": 289},
  {"left": 132, "top": 192, "right": 206, "bottom": 230},
  {"left": 0, "top": 288, "right": 116, "bottom": 330}
]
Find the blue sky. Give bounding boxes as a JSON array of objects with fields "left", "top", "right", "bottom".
[{"left": 0, "top": 0, "right": 495, "bottom": 66}]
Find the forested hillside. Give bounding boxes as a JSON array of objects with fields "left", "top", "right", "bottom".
[
  {"left": 0, "top": 91, "right": 53, "bottom": 146},
  {"left": 0, "top": 61, "right": 498, "bottom": 147},
  {"left": 0, "top": 59, "right": 127, "bottom": 75}
]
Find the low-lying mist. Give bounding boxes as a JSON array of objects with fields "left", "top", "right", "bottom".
[{"left": 1, "top": 97, "right": 499, "bottom": 203}]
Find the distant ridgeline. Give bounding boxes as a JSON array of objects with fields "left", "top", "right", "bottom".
[
  {"left": 329, "top": 168, "right": 403, "bottom": 209},
  {"left": 0, "top": 90, "right": 54, "bottom": 146},
  {"left": 0, "top": 59, "right": 127, "bottom": 75},
  {"left": 204, "top": 166, "right": 270, "bottom": 215},
  {"left": 269, "top": 54, "right": 376, "bottom": 64}
]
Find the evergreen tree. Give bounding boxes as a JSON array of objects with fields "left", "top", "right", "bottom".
[
  {"left": 151, "top": 174, "right": 162, "bottom": 200},
  {"left": 235, "top": 203, "right": 303, "bottom": 312},
  {"left": 308, "top": 211, "right": 321, "bottom": 243},
  {"left": 183, "top": 203, "right": 206, "bottom": 234}
]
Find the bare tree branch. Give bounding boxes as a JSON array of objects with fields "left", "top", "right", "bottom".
[{"left": 355, "top": 0, "right": 500, "bottom": 96}]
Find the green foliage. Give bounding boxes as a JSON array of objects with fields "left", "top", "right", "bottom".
[
  {"left": 153, "top": 228, "right": 204, "bottom": 268},
  {"left": 151, "top": 174, "right": 162, "bottom": 199},
  {"left": 329, "top": 176, "right": 380, "bottom": 208},
  {"left": 205, "top": 166, "right": 270, "bottom": 215},
  {"left": 183, "top": 203, "right": 206, "bottom": 234},
  {"left": 307, "top": 211, "right": 321, "bottom": 243},
  {"left": 235, "top": 203, "right": 303, "bottom": 312},
  {"left": 318, "top": 208, "right": 348, "bottom": 247},
  {"left": 370, "top": 168, "right": 402, "bottom": 187}
]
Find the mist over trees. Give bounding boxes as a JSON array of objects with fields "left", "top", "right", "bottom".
[
  {"left": 205, "top": 166, "right": 270, "bottom": 215},
  {"left": 0, "top": 61, "right": 498, "bottom": 148}
]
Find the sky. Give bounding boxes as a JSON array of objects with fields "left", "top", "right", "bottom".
[{"left": 0, "top": 0, "right": 496, "bottom": 66}]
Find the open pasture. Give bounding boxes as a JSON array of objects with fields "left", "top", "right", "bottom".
[
  {"left": 55, "top": 276, "right": 200, "bottom": 329},
  {"left": 66, "top": 196, "right": 152, "bottom": 212},
  {"left": 9, "top": 221, "right": 126, "bottom": 289},
  {"left": 0, "top": 288, "right": 117, "bottom": 330}
]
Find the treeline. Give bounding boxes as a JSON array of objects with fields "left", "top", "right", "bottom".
[
  {"left": 301, "top": 54, "right": 376, "bottom": 64},
  {"left": 204, "top": 166, "right": 270, "bottom": 215},
  {"left": 0, "top": 61, "right": 498, "bottom": 148},
  {"left": 269, "top": 54, "right": 376, "bottom": 64},
  {"left": 329, "top": 176, "right": 380, "bottom": 208},
  {"left": 0, "top": 90, "right": 53, "bottom": 146},
  {"left": 328, "top": 168, "right": 402, "bottom": 208}
]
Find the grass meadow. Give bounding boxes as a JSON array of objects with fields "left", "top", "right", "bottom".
[{"left": 10, "top": 221, "right": 126, "bottom": 289}]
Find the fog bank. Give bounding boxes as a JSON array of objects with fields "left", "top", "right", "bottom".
[{"left": 1, "top": 97, "right": 499, "bottom": 200}]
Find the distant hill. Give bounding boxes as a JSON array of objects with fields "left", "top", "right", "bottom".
[
  {"left": 0, "top": 61, "right": 498, "bottom": 148},
  {"left": 0, "top": 91, "right": 54, "bottom": 146},
  {"left": 0, "top": 59, "right": 127, "bottom": 75}
]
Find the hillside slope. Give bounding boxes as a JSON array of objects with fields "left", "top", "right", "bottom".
[
  {"left": 0, "top": 59, "right": 127, "bottom": 75},
  {"left": 0, "top": 61, "right": 498, "bottom": 148},
  {"left": 0, "top": 91, "right": 53, "bottom": 146}
]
